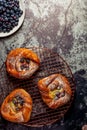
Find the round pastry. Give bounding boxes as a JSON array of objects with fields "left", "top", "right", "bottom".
[
  {"left": 38, "top": 74, "right": 72, "bottom": 109},
  {"left": 1, "top": 89, "right": 32, "bottom": 123},
  {"left": 6, "top": 48, "right": 40, "bottom": 79}
]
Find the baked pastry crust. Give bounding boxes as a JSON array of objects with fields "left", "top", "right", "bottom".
[
  {"left": 1, "top": 89, "right": 32, "bottom": 123},
  {"left": 6, "top": 48, "right": 40, "bottom": 79},
  {"left": 38, "top": 74, "right": 72, "bottom": 109}
]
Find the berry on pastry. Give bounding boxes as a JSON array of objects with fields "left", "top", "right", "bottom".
[
  {"left": 38, "top": 74, "right": 72, "bottom": 109},
  {"left": 6, "top": 48, "right": 40, "bottom": 79},
  {"left": 1, "top": 89, "right": 32, "bottom": 123}
]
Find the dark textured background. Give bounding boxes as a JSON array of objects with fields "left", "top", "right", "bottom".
[{"left": 0, "top": 0, "right": 87, "bottom": 130}]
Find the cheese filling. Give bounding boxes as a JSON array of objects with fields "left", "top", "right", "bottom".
[
  {"left": 49, "top": 86, "right": 65, "bottom": 100},
  {"left": 16, "top": 57, "right": 30, "bottom": 72},
  {"left": 10, "top": 95, "right": 24, "bottom": 112}
]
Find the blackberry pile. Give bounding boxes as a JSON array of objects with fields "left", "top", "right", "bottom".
[{"left": 0, "top": 0, "right": 23, "bottom": 33}]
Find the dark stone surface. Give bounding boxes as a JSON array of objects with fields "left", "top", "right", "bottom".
[{"left": 0, "top": 0, "right": 87, "bottom": 130}]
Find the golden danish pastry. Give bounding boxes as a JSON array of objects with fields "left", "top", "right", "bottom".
[
  {"left": 1, "top": 89, "right": 32, "bottom": 123},
  {"left": 38, "top": 74, "right": 72, "bottom": 109},
  {"left": 6, "top": 48, "right": 40, "bottom": 79}
]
